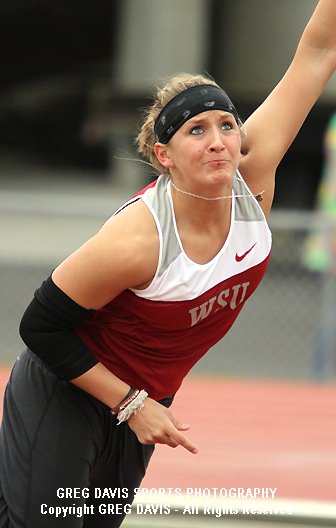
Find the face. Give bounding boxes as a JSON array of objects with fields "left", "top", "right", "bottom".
[{"left": 156, "top": 110, "right": 241, "bottom": 195}]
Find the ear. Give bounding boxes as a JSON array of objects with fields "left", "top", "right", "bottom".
[{"left": 154, "top": 143, "right": 174, "bottom": 169}]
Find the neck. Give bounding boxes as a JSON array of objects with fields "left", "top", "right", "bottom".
[
  {"left": 171, "top": 181, "right": 233, "bottom": 201},
  {"left": 170, "top": 179, "right": 232, "bottom": 231}
]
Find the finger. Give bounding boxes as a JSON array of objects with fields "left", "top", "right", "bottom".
[
  {"left": 168, "top": 413, "right": 190, "bottom": 431},
  {"left": 178, "top": 437, "right": 198, "bottom": 455},
  {"left": 168, "top": 431, "right": 198, "bottom": 454},
  {"left": 175, "top": 420, "right": 190, "bottom": 431}
]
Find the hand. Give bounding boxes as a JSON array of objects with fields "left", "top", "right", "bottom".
[{"left": 127, "top": 397, "right": 198, "bottom": 454}]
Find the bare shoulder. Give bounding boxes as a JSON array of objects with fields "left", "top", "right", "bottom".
[
  {"left": 100, "top": 198, "right": 160, "bottom": 282},
  {"left": 52, "top": 198, "right": 160, "bottom": 308},
  {"left": 102, "top": 197, "right": 157, "bottom": 242}
]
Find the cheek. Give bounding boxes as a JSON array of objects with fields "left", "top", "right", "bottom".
[
  {"left": 230, "top": 135, "right": 242, "bottom": 155},
  {"left": 180, "top": 147, "right": 202, "bottom": 162}
]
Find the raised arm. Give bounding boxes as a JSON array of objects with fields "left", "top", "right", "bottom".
[{"left": 239, "top": 0, "right": 336, "bottom": 217}]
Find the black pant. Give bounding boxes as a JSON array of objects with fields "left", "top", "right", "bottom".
[{"left": 0, "top": 349, "right": 171, "bottom": 528}]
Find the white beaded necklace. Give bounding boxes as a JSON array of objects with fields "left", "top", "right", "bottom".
[{"left": 171, "top": 181, "right": 265, "bottom": 202}]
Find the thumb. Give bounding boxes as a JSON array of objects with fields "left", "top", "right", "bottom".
[{"left": 170, "top": 414, "right": 190, "bottom": 431}]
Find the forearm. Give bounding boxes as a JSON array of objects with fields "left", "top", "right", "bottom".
[
  {"left": 70, "top": 362, "right": 132, "bottom": 409},
  {"left": 72, "top": 363, "right": 198, "bottom": 454}
]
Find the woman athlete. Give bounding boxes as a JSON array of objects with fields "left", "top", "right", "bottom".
[{"left": 1, "top": 1, "right": 336, "bottom": 526}]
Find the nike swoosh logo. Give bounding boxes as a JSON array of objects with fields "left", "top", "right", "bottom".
[{"left": 235, "top": 243, "right": 257, "bottom": 262}]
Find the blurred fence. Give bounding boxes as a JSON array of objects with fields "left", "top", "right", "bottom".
[{"left": 1, "top": 188, "right": 336, "bottom": 383}]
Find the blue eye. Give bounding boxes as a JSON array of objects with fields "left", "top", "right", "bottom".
[
  {"left": 190, "top": 126, "right": 204, "bottom": 135},
  {"left": 222, "top": 122, "right": 233, "bottom": 131}
]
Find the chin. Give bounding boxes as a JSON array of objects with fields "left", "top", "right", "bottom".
[{"left": 209, "top": 171, "right": 234, "bottom": 186}]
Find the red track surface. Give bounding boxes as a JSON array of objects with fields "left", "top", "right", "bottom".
[
  {"left": 142, "top": 377, "right": 336, "bottom": 502},
  {"left": 1, "top": 368, "right": 336, "bottom": 502}
]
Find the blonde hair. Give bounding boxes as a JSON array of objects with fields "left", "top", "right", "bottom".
[{"left": 136, "top": 73, "right": 238, "bottom": 175}]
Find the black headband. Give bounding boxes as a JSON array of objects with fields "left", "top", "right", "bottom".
[{"left": 154, "top": 84, "right": 239, "bottom": 144}]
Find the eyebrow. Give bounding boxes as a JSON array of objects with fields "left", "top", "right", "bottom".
[{"left": 188, "top": 112, "right": 235, "bottom": 125}]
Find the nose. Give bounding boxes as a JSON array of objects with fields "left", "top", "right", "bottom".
[{"left": 208, "top": 126, "right": 225, "bottom": 152}]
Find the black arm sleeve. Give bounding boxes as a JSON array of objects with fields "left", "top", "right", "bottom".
[{"left": 19, "top": 275, "right": 99, "bottom": 380}]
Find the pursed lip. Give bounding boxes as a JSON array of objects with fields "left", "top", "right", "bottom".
[{"left": 205, "top": 158, "right": 230, "bottom": 165}]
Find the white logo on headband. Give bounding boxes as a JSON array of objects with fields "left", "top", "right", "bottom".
[
  {"left": 167, "top": 126, "right": 174, "bottom": 135},
  {"left": 161, "top": 115, "right": 166, "bottom": 125},
  {"left": 204, "top": 101, "right": 215, "bottom": 107},
  {"left": 200, "top": 89, "right": 208, "bottom": 95},
  {"left": 183, "top": 110, "right": 191, "bottom": 119},
  {"left": 176, "top": 98, "right": 185, "bottom": 106}
]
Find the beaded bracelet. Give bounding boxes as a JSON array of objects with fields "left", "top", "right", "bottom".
[
  {"left": 110, "top": 386, "right": 138, "bottom": 416},
  {"left": 111, "top": 387, "right": 148, "bottom": 425}
]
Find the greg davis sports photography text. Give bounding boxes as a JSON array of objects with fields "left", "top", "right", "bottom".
[{"left": 40, "top": 486, "right": 294, "bottom": 520}]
